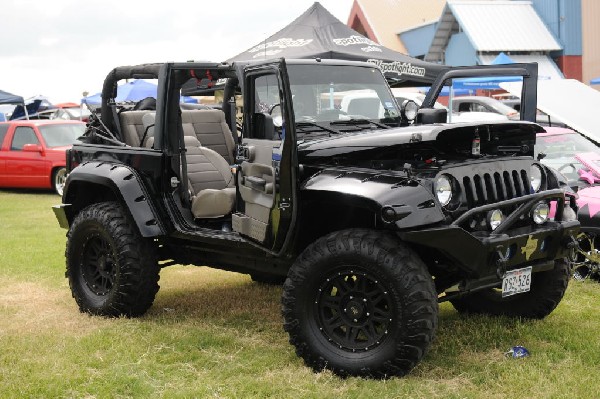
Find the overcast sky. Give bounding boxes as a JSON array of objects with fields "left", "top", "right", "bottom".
[{"left": 0, "top": 0, "right": 354, "bottom": 103}]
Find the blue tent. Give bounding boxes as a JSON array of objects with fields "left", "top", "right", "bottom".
[
  {"left": 453, "top": 52, "right": 522, "bottom": 91},
  {"left": 452, "top": 75, "right": 523, "bottom": 90},
  {"left": 82, "top": 79, "right": 197, "bottom": 105},
  {"left": 419, "top": 85, "right": 474, "bottom": 96},
  {"left": 490, "top": 52, "right": 515, "bottom": 65},
  {"left": 591, "top": 77, "right": 600, "bottom": 85}
]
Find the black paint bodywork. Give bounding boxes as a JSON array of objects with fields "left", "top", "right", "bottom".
[{"left": 53, "top": 59, "right": 579, "bottom": 300}]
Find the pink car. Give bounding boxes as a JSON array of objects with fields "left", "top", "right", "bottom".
[{"left": 537, "top": 127, "right": 600, "bottom": 280}]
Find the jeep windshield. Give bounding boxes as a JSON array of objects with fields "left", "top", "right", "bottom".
[{"left": 286, "top": 64, "right": 401, "bottom": 134}]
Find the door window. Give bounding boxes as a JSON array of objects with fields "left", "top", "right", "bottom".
[
  {"left": 471, "top": 103, "right": 489, "bottom": 112},
  {"left": 11, "top": 127, "right": 39, "bottom": 150},
  {"left": 0, "top": 124, "right": 9, "bottom": 146},
  {"left": 250, "top": 73, "right": 284, "bottom": 141}
]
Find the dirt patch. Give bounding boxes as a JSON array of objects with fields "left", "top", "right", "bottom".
[{"left": 0, "top": 277, "right": 112, "bottom": 336}]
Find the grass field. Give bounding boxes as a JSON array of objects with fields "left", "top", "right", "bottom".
[{"left": 1, "top": 189, "right": 599, "bottom": 398}]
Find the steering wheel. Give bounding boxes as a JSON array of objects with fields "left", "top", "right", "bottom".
[
  {"left": 315, "top": 108, "right": 347, "bottom": 121},
  {"left": 558, "top": 163, "right": 577, "bottom": 174},
  {"left": 268, "top": 103, "right": 281, "bottom": 115}
]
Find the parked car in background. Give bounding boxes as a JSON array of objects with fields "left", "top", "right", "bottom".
[
  {"left": 497, "top": 97, "right": 521, "bottom": 111},
  {"left": 451, "top": 96, "right": 520, "bottom": 119},
  {"left": 25, "top": 105, "right": 92, "bottom": 122},
  {"left": 454, "top": 95, "right": 566, "bottom": 127},
  {"left": 536, "top": 126, "right": 600, "bottom": 281},
  {"left": 0, "top": 120, "right": 85, "bottom": 195},
  {"left": 392, "top": 90, "right": 508, "bottom": 123},
  {"left": 51, "top": 106, "right": 91, "bottom": 122}
]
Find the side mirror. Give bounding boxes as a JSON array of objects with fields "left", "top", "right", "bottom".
[
  {"left": 416, "top": 108, "right": 447, "bottom": 125},
  {"left": 22, "top": 143, "right": 43, "bottom": 153}
]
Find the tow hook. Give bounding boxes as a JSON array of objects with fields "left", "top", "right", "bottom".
[{"left": 495, "top": 245, "right": 510, "bottom": 278}]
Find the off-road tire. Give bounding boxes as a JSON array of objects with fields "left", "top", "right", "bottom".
[
  {"left": 282, "top": 229, "right": 438, "bottom": 378},
  {"left": 250, "top": 272, "right": 286, "bottom": 285},
  {"left": 52, "top": 167, "right": 67, "bottom": 196},
  {"left": 450, "top": 259, "right": 570, "bottom": 319},
  {"left": 66, "top": 201, "right": 160, "bottom": 317}
]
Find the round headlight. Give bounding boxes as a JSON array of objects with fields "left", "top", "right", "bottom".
[
  {"left": 532, "top": 201, "right": 550, "bottom": 225},
  {"left": 402, "top": 100, "right": 419, "bottom": 122},
  {"left": 487, "top": 209, "right": 505, "bottom": 231},
  {"left": 530, "top": 164, "right": 543, "bottom": 192},
  {"left": 434, "top": 175, "right": 453, "bottom": 206}
]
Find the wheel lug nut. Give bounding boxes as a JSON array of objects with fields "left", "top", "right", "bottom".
[
  {"left": 353, "top": 319, "right": 357, "bottom": 322},
  {"left": 363, "top": 298, "right": 367, "bottom": 302},
  {"left": 349, "top": 296, "right": 353, "bottom": 299},
  {"left": 366, "top": 313, "right": 370, "bottom": 316}
]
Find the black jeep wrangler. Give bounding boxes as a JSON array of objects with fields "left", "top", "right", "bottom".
[{"left": 54, "top": 59, "right": 578, "bottom": 377}]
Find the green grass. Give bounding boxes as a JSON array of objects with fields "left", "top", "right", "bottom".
[{"left": 1, "top": 189, "right": 599, "bottom": 398}]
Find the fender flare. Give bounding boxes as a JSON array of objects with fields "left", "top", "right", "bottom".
[
  {"left": 301, "top": 169, "right": 445, "bottom": 229},
  {"left": 63, "top": 161, "right": 166, "bottom": 237}
]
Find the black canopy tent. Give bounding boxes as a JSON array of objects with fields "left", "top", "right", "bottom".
[{"left": 183, "top": 2, "right": 446, "bottom": 95}]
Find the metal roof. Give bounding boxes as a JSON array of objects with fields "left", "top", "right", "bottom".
[
  {"left": 426, "top": 0, "right": 562, "bottom": 62},
  {"left": 479, "top": 54, "right": 564, "bottom": 80},
  {"left": 354, "top": 0, "right": 446, "bottom": 53}
]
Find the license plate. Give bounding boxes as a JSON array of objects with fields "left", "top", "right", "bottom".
[{"left": 502, "top": 266, "right": 532, "bottom": 298}]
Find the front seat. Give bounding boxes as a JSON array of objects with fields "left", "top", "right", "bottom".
[{"left": 184, "top": 136, "right": 236, "bottom": 218}]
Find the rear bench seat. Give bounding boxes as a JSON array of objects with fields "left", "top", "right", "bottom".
[
  {"left": 120, "top": 109, "right": 236, "bottom": 167},
  {"left": 119, "top": 110, "right": 154, "bottom": 147}
]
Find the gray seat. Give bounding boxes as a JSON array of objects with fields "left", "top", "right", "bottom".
[
  {"left": 181, "top": 109, "right": 236, "bottom": 164},
  {"left": 141, "top": 113, "right": 156, "bottom": 148},
  {"left": 119, "top": 110, "right": 155, "bottom": 146},
  {"left": 183, "top": 136, "right": 236, "bottom": 218}
]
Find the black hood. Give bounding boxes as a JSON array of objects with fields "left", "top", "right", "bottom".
[{"left": 297, "top": 121, "right": 543, "bottom": 165}]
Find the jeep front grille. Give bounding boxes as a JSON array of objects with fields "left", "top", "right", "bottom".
[{"left": 461, "top": 169, "right": 530, "bottom": 207}]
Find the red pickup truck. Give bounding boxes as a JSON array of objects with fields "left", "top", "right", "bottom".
[{"left": 0, "top": 120, "right": 85, "bottom": 195}]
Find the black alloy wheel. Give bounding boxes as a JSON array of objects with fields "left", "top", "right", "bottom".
[
  {"left": 315, "top": 269, "right": 393, "bottom": 352},
  {"left": 282, "top": 229, "right": 438, "bottom": 378},
  {"left": 66, "top": 201, "right": 160, "bottom": 317},
  {"left": 80, "top": 233, "right": 117, "bottom": 296},
  {"left": 450, "top": 259, "right": 570, "bottom": 319}
]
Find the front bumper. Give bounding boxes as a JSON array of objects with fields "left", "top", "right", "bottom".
[
  {"left": 53, "top": 204, "right": 71, "bottom": 229},
  {"left": 400, "top": 189, "right": 579, "bottom": 278}
]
